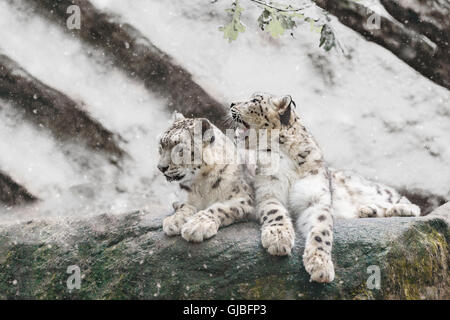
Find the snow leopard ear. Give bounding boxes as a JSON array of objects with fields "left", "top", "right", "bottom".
[
  {"left": 272, "top": 95, "right": 292, "bottom": 112},
  {"left": 201, "top": 118, "right": 215, "bottom": 144},
  {"left": 272, "top": 95, "right": 293, "bottom": 126},
  {"left": 172, "top": 111, "right": 185, "bottom": 122}
]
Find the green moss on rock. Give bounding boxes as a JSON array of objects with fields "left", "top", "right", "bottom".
[{"left": 384, "top": 220, "right": 448, "bottom": 299}]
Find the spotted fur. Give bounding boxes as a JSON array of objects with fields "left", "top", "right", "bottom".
[
  {"left": 230, "top": 92, "right": 420, "bottom": 283},
  {"left": 158, "top": 112, "right": 254, "bottom": 243}
]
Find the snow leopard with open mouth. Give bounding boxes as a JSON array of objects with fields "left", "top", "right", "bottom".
[
  {"left": 158, "top": 112, "right": 254, "bottom": 243},
  {"left": 230, "top": 92, "right": 420, "bottom": 283}
]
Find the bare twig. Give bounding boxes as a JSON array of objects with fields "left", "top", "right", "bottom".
[{"left": 248, "top": 0, "right": 313, "bottom": 12}]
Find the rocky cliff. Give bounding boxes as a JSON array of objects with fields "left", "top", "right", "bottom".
[{"left": 0, "top": 204, "right": 448, "bottom": 299}]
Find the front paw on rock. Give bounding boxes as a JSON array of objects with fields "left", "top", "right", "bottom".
[
  {"left": 162, "top": 215, "right": 183, "bottom": 236},
  {"left": 261, "top": 224, "right": 295, "bottom": 256},
  {"left": 181, "top": 215, "right": 219, "bottom": 243},
  {"left": 302, "top": 247, "right": 335, "bottom": 283}
]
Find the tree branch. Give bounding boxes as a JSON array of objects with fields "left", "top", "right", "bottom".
[
  {"left": 248, "top": 0, "right": 313, "bottom": 12},
  {"left": 0, "top": 171, "right": 37, "bottom": 206},
  {"left": 312, "top": 0, "right": 449, "bottom": 90},
  {"left": 380, "top": 0, "right": 449, "bottom": 50},
  {"left": 0, "top": 54, "right": 125, "bottom": 161}
]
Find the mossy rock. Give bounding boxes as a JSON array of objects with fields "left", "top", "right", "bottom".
[{"left": 0, "top": 205, "right": 448, "bottom": 299}]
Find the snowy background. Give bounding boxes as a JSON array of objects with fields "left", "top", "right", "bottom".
[{"left": 0, "top": 0, "right": 449, "bottom": 223}]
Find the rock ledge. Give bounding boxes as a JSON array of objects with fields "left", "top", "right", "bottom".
[{"left": 0, "top": 205, "right": 448, "bottom": 299}]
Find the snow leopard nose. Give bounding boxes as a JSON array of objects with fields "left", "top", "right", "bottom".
[{"left": 158, "top": 165, "right": 169, "bottom": 173}]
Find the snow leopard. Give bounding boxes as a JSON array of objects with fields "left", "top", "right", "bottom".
[
  {"left": 229, "top": 92, "right": 420, "bottom": 283},
  {"left": 158, "top": 112, "right": 254, "bottom": 243}
]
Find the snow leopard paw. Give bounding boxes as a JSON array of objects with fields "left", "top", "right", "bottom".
[
  {"left": 261, "top": 224, "right": 295, "bottom": 256},
  {"left": 163, "top": 214, "right": 185, "bottom": 236},
  {"left": 181, "top": 212, "right": 219, "bottom": 243},
  {"left": 358, "top": 204, "right": 381, "bottom": 218},
  {"left": 302, "top": 228, "right": 335, "bottom": 283},
  {"left": 302, "top": 245, "right": 335, "bottom": 283},
  {"left": 386, "top": 203, "right": 420, "bottom": 217}
]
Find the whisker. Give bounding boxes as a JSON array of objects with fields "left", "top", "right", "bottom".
[{"left": 221, "top": 114, "right": 234, "bottom": 127}]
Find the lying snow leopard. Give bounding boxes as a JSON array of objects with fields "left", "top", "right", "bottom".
[
  {"left": 158, "top": 112, "right": 254, "bottom": 243},
  {"left": 230, "top": 92, "right": 420, "bottom": 283}
]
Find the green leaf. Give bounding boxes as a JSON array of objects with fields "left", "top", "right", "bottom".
[
  {"left": 257, "top": 8, "right": 271, "bottom": 30},
  {"left": 319, "top": 24, "right": 336, "bottom": 51},
  {"left": 219, "top": 1, "right": 246, "bottom": 42},
  {"left": 257, "top": 4, "right": 299, "bottom": 38},
  {"left": 221, "top": 0, "right": 339, "bottom": 51},
  {"left": 266, "top": 17, "right": 285, "bottom": 38}
]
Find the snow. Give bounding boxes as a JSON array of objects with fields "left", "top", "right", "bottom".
[
  {"left": 0, "top": 99, "right": 81, "bottom": 197},
  {"left": 0, "top": 0, "right": 449, "bottom": 222},
  {"left": 0, "top": 1, "right": 180, "bottom": 221}
]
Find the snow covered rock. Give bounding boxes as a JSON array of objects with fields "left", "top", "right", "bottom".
[
  {"left": 0, "top": 204, "right": 448, "bottom": 299},
  {"left": 0, "top": 171, "right": 37, "bottom": 206}
]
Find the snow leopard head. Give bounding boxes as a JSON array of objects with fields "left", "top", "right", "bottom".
[
  {"left": 157, "top": 112, "right": 215, "bottom": 183},
  {"left": 229, "top": 92, "right": 295, "bottom": 130}
]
